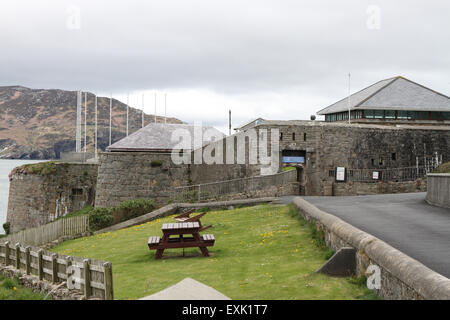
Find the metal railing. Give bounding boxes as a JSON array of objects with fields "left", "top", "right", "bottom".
[
  {"left": 174, "top": 170, "right": 297, "bottom": 202},
  {"left": 328, "top": 164, "right": 440, "bottom": 183}
]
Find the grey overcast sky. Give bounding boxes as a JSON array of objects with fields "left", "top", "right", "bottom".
[{"left": 1, "top": 0, "right": 449, "bottom": 133}]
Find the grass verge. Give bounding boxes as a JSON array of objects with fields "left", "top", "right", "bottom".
[
  {"left": 51, "top": 204, "right": 378, "bottom": 300},
  {"left": 0, "top": 274, "right": 47, "bottom": 300}
]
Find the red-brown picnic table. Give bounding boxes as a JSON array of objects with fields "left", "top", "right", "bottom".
[
  {"left": 174, "top": 209, "right": 212, "bottom": 231},
  {"left": 147, "top": 222, "right": 215, "bottom": 259}
]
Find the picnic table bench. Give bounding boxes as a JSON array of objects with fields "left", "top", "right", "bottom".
[
  {"left": 174, "top": 209, "right": 212, "bottom": 231},
  {"left": 148, "top": 222, "right": 215, "bottom": 259}
]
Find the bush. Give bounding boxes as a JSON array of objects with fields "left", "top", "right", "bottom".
[
  {"left": 432, "top": 161, "right": 450, "bottom": 174},
  {"left": 60, "top": 200, "right": 157, "bottom": 231},
  {"left": 150, "top": 160, "right": 163, "bottom": 167},
  {"left": 2, "top": 222, "right": 10, "bottom": 235},
  {"left": 88, "top": 208, "right": 114, "bottom": 231},
  {"left": 112, "top": 199, "right": 156, "bottom": 224}
]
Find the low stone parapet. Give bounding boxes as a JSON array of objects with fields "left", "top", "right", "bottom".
[
  {"left": 426, "top": 174, "right": 450, "bottom": 209},
  {"left": 292, "top": 197, "right": 450, "bottom": 300}
]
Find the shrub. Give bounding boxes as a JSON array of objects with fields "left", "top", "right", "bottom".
[
  {"left": 432, "top": 161, "right": 450, "bottom": 174},
  {"left": 2, "top": 222, "right": 10, "bottom": 235},
  {"left": 112, "top": 199, "right": 156, "bottom": 224},
  {"left": 150, "top": 160, "right": 163, "bottom": 167},
  {"left": 1, "top": 278, "right": 16, "bottom": 290},
  {"left": 88, "top": 208, "right": 114, "bottom": 231}
]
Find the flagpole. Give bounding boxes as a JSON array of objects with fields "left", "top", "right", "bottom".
[
  {"left": 84, "top": 92, "right": 87, "bottom": 152},
  {"left": 348, "top": 73, "right": 351, "bottom": 124},
  {"left": 142, "top": 93, "right": 145, "bottom": 128},
  {"left": 95, "top": 94, "right": 98, "bottom": 159},
  {"left": 126, "top": 93, "right": 129, "bottom": 136},
  {"left": 109, "top": 93, "right": 112, "bottom": 146}
]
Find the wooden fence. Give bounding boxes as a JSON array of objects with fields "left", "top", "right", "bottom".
[
  {"left": 1, "top": 215, "right": 89, "bottom": 247},
  {"left": 0, "top": 241, "right": 113, "bottom": 300}
]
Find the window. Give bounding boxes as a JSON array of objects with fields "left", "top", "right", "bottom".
[
  {"left": 303, "top": 133, "right": 307, "bottom": 141},
  {"left": 397, "top": 111, "right": 408, "bottom": 119},
  {"left": 385, "top": 110, "right": 395, "bottom": 119},
  {"left": 374, "top": 110, "right": 384, "bottom": 119},
  {"left": 443, "top": 112, "right": 450, "bottom": 120},
  {"left": 292, "top": 132, "right": 295, "bottom": 141},
  {"left": 371, "top": 159, "right": 375, "bottom": 166},
  {"left": 365, "top": 110, "right": 375, "bottom": 119},
  {"left": 72, "top": 188, "right": 83, "bottom": 196},
  {"left": 392, "top": 153, "right": 396, "bottom": 161},
  {"left": 280, "top": 132, "right": 283, "bottom": 141}
]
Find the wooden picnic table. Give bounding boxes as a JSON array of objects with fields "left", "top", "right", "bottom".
[
  {"left": 174, "top": 209, "right": 212, "bottom": 231},
  {"left": 148, "top": 222, "right": 215, "bottom": 259}
]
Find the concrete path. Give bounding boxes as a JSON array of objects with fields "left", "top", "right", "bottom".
[
  {"left": 139, "top": 278, "right": 231, "bottom": 300},
  {"left": 284, "top": 193, "right": 450, "bottom": 278}
]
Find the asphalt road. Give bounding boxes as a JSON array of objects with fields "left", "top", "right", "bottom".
[{"left": 282, "top": 192, "right": 450, "bottom": 278}]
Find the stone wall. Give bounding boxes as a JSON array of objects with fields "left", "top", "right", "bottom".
[
  {"left": 426, "top": 174, "right": 450, "bottom": 208},
  {"left": 95, "top": 151, "right": 258, "bottom": 208},
  {"left": 94, "top": 152, "right": 189, "bottom": 208},
  {"left": 332, "top": 179, "right": 426, "bottom": 196},
  {"left": 258, "top": 121, "right": 450, "bottom": 196},
  {"left": 292, "top": 197, "right": 450, "bottom": 300},
  {"left": 0, "top": 265, "right": 85, "bottom": 300},
  {"left": 7, "top": 162, "right": 98, "bottom": 233},
  {"left": 94, "top": 121, "right": 450, "bottom": 207}
]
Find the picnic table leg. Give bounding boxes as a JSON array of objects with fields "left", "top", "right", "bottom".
[
  {"left": 155, "top": 249, "right": 164, "bottom": 259},
  {"left": 155, "top": 233, "right": 169, "bottom": 259},
  {"left": 193, "top": 232, "right": 210, "bottom": 257}
]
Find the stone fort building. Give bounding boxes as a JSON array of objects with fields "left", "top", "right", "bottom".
[{"left": 94, "top": 76, "right": 450, "bottom": 206}]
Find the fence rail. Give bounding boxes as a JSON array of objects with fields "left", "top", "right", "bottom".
[
  {"left": 0, "top": 241, "right": 113, "bottom": 300},
  {"left": 174, "top": 170, "right": 297, "bottom": 202},
  {"left": 328, "top": 164, "right": 439, "bottom": 183},
  {"left": 1, "top": 215, "right": 89, "bottom": 247}
]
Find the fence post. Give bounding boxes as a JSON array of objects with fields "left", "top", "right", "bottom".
[
  {"left": 103, "top": 262, "right": 114, "bottom": 300},
  {"left": 15, "top": 243, "right": 20, "bottom": 269},
  {"left": 83, "top": 259, "right": 91, "bottom": 299},
  {"left": 25, "top": 246, "right": 31, "bottom": 275},
  {"left": 4, "top": 241, "right": 10, "bottom": 266},
  {"left": 198, "top": 185, "right": 201, "bottom": 202},
  {"left": 51, "top": 253, "right": 58, "bottom": 283},
  {"left": 37, "top": 249, "right": 44, "bottom": 280},
  {"left": 66, "top": 256, "right": 72, "bottom": 288}
]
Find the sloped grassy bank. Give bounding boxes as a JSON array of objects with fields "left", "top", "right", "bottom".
[{"left": 52, "top": 204, "right": 378, "bottom": 300}]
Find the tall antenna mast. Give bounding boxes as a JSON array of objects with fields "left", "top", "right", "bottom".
[
  {"left": 142, "top": 93, "right": 145, "bottom": 128},
  {"left": 164, "top": 93, "right": 167, "bottom": 124},
  {"left": 95, "top": 94, "right": 98, "bottom": 159},
  {"left": 84, "top": 92, "right": 87, "bottom": 152},
  {"left": 348, "top": 73, "right": 351, "bottom": 124},
  {"left": 109, "top": 93, "right": 112, "bottom": 146},
  {"left": 154, "top": 93, "right": 157, "bottom": 123},
  {"left": 76, "top": 91, "right": 81, "bottom": 153},
  {"left": 126, "top": 93, "right": 129, "bottom": 136}
]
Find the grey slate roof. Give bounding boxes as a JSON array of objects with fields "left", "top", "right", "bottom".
[
  {"left": 234, "top": 117, "right": 265, "bottom": 131},
  {"left": 317, "top": 76, "right": 450, "bottom": 115},
  {"left": 106, "top": 123, "right": 225, "bottom": 152}
]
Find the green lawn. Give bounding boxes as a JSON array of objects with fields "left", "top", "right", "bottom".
[
  {"left": 51, "top": 204, "right": 377, "bottom": 300},
  {"left": 0, "top": 274, "right": 46, "bottom": 300}
]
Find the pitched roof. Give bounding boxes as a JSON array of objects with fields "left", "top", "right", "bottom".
[
  {"left": 234, "top": 118, "right": 265, "bottom": 131},
  {"left": 106, "top": 123, "right": 224, "bottom": 152},
  {"left": 317, "top": 76, "right": 450, "bottom": 115}
]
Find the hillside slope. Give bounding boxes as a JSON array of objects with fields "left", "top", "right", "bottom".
[{"left": 0, "top": 86, "right": 183, "bottom": 159}]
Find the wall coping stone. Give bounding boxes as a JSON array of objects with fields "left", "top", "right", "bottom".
[{"left": 95, "top": 197, "right": 278, "bottom": 234}]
